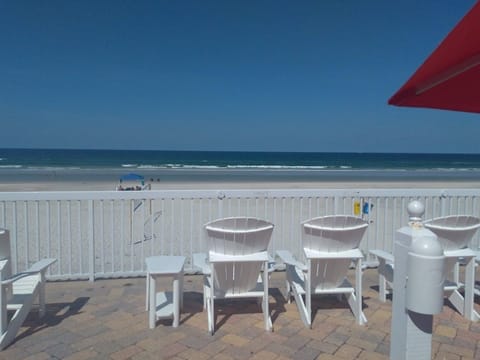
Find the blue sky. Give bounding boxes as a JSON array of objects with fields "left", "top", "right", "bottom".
[{"left": 1, "top": 0, "right": 479, "bottom": 153}]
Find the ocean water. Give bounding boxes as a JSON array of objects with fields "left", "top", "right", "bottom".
[{"left": 1, "top": 148, "right": 480, "bottom": 183}]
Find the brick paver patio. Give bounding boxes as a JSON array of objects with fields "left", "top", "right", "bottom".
[{"left": 0, "top": 268, "right": 479, "bottom": 359}]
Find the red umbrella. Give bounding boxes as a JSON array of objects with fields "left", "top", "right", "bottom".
[{"left": 389, "top": 2, "right": 480, "bottom": 113}]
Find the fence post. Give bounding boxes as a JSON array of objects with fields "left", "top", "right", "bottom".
[
  {"left": 88, "top": 200, "right": 95, "bottom": 282},
  {"left": 390, "top": 201, "right": 445, "bottom": 360}
]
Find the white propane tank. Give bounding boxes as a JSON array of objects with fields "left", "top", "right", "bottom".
[{"left": 406, "top": 232, "right": 445, "bottom": 315}]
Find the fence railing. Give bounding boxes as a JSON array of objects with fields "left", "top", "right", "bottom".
[{"left": 0, "top": 188, "right": 479, "bottom": 281}]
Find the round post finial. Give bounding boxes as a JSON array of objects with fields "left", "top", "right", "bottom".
[{"left": 407, "top": 200, "right": 425, "bottom": 226}]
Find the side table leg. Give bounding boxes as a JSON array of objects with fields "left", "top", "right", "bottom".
[
  {"left": 149, "top": 275, "right": 156, "bottom": 329},
  {"left": 173, "top": 275, "right": 180, "bottom": 327},
  {"left": 180, "top": 270, "right": 184, "bottom": 311},
  {"left": 465, "top": 256, "right": 476, "bottom": 321}
]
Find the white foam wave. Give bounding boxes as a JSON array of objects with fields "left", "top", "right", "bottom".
[
  {"left": 226, "top": 165, "right": 330, "bottom": 170},
  {"left": 0, "top": 165, "right": 22, "bottom": 169}
]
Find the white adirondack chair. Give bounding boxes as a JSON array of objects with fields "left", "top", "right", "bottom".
[
  {"left": 371, "top": 215, "right": 480, "bottom": 321},
  {"left": 0, "top": 229, "right": 56, "bottom": 349},
  {"left": 277, "top": 215, "right": 369, "bottom": 328},
  {"left": 193, "top": 217, "right": 274, "bottom": 335}
]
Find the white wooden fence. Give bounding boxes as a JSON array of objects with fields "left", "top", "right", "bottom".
[{"left": 0, "top": 188, "right": 479, "bottom": 281}]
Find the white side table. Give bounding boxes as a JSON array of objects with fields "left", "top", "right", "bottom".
[{"left": 145, "top": 256, "right": 186, "bottom": 328}]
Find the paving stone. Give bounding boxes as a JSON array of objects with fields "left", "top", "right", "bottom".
[
  {"left": 284, "top": 334, "right": 311, "bottom": 350},
  {"left": 161, "top": 342, "right": 189, "bottom": 358},
  {"left": 438, "top": 343, "right": 475, "bottom": 358},
  {"left": 44, "top": 342, "right": 76, "bottom": 358},
  {"left": 334, "top": 343, "right": 362, "bottom": 359},
  {"left": 307, "top": 339, "right": 339, "bottom": 354},
  {"left": 200, "top": 338, "right": 228, "bottom": 356},
  {"left": 292, "top": 346, "right": 322, "bottom": 360},
  {"left": 346, "top": 336, "right": 378, "bottom": 351},
  {"left": 435, "top": 324, "right": 457, "bottom": 338},
  {"left": 63, "top": 349, "right": 99, "bottom": 360},
  {"left": 23, "top": 352, "right": 51, "bottom": 360},
  {"left": 357, "top": 350, "right": 388, "bottom": 359},
  {"left": 324, "top": 332, "right": 349, "bottom": 346},
  {"left": 249, "top": 350, "right": 278, "bottom": 360},
  {"left": 178, "top": 348, "right": 211, "bottom": 360},
  {"left": 110, "top": 345, "right": 144, "bottom": 360},
  {"left": 221, "top": 344, "right": 257, "bottom": 360},
  {"left": 221, "top": 334, "right": 250, "bottom": 347}
]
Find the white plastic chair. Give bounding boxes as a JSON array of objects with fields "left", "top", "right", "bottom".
[
  {"left": 0, "top": 229, "right": 57, "bottom": 350},
  {"left": 277, "top": 215, "right": 369, "bottom": 328},
  {"left": 0, "top": 258, "right": 56, "bottom": 350},
  {"left": 193, "top": 217, "right": 274, "bottom": 335},
  {"left": 371, "top": 215, "right": 480, "bottom": 321}
]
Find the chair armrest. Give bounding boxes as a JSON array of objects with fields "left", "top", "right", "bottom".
[
  {"left": 192, "top": 253, "right": 211, "bottom": 275},
  {"left": 276, "top": 250, "right": 307, "bottom": 271},
  {"left": 0, "top": 260, "right": 8, "bottom": 273},
  {"left": 267, "top": 254, "right": 276, "bottom": 273},
  {"left": 1, "top": 272, "right": 34, "bottom": 286},
  {"left": 0, "top": 258, "right": 57, "bottom": 287},
  {"left": 27, "top": 258, "right": 57, "bottom": 274},
  {"left": 370, "top": 250, "right": 394, "bottom": 263},
  {"left": 0, "top": 259, "right": 9, "bottom": 281}
]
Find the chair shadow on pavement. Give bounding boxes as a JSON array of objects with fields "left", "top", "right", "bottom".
[
  {"left": 370, "top": 284, "right": 393, "bottom": 302},
  {"left": 199, "top": 287, "right": 288, "bottom": 333},
  {"left": 310, "top": 294, "right": 371, "bottom": 324},
  {"left": 12, "top": 297, "right": 90, "bottom": 344}
]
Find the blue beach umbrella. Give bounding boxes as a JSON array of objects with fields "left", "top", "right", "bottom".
[{"left": 119, "top": 173, "right": 145, "bottom": 185}]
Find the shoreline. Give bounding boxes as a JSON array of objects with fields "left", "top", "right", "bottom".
[{"left": 1, "top": 167, "right": 480, "bottom": 191}]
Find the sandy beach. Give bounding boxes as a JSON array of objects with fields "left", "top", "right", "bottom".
[
  {"left": 1, "top": 167, "right": 480, "bottom": 192},
  {"left": 0, "top": 179, "right": 479, "bottom": 192},
  {"left": 1, "top": 180, "right": 480, "bottom": 192}
]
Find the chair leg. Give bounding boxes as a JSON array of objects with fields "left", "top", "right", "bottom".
[
  {"left": 349, "top": 259, "right": 366, "bottom": 325},
  {"left": 288, "top": 266, "right": 311, "bottom": 328},
  {"left": 0, "top": 285, "right": 7, "bottom": 335},
  {"left": 379, "top": 274, "right": 387, "bottom": 302},
  {"left": 306, "top": 260, "right": 312, "bottom": 326},
  {"left": 207, "top": 298, "right": 214, "bottom": 335},
  {"left": 285, "top": 264, "right": 293, "bottom": 303},
  {"left": 377, "top": 259, "right": 389, "bottom": 302},
  {"left": 145, "top": 271, "right": 150, "bottom": 311},
  {"left": 207, "top": 267, "right": 215, "bottom": 335},
  {"left": 38, "top": 273, "right": 46, "bottom": 319},
  {"left": 263, "top": 262, "right": 272, "bottom": 331},
  {"left": 285, "top": 280, "right": 291, "bottom": 303},
  {"left": 291, "top": 286, "right": 310, "bottom": 328},
  {"left": 203, "top": 277, "right": 207, "bottom": 310}
]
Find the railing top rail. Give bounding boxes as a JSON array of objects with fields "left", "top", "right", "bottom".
[{"left": 0, "top": 188, "right": 478, "bottom": 201}]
